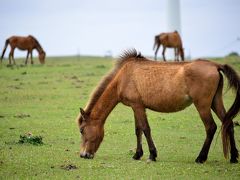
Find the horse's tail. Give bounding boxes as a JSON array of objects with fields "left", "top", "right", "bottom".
[
  {"left": 218, "top": 64, "right": 240, "bottom": 158},
  {"left": 153, "top": 35, "right": 160, "bottom": 50},
  {"left": 1, "top": 39, "right": 9, "bottom": 61}
]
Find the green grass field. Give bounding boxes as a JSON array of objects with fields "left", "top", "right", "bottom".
[{"left": 0, "top": 56, "right": 240, "bottom": 179}]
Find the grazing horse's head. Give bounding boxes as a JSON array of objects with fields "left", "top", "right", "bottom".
[
  {"left": 77, "top": 108, "right": 104, "bottom": 159},
  {"left": 38, "top": 51, "right": 46, "bottom": 64}
]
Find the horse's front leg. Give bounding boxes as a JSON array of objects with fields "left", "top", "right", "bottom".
[
  {"left": 30, "top": 51, "right": 33, "bottom": 64},
  {"left": 132, "top": 105, "right": 157, "bottom": 161},
  {"left": 174, "top": 48, "right": 177, "bottom": 61},
  {"left": 9, "top": 48, "right": 15, "bottom": 65},
  {"left": 11, "top": 49, "right": 16, "bottom": 65},
  {"left": 132, "top": 113, "right": 143, "bottom": 160}
]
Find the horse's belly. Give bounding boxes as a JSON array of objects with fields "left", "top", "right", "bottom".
[
  {"left": 125, "top": 64, "right": 193, "bottom": 112},
  {"left": 138, "top": 81, "right": 193, "bottom": 112},
  {"left": 144, "top": 94, "right": 192, "bottom": 112}
]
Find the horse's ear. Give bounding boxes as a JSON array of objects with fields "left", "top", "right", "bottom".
[
  {"left": 80, "top": 108, "right": 87, "bottom": 121},
  {"left": 80, "top": 108, "right": 85, "bottom": 116}
]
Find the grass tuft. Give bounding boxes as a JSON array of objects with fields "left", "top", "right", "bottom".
[{"left": 18, "top": 133, "right": 43, "bottom": 145}]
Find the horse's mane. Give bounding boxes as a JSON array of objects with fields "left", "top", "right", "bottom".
[
  {"left": 28, "top": 35, "right": 43, "bottom": 51},
  {"left": 117, "top": 49, "right": 145, "bottom": 67},
  {"left": 84, "top": 49, "right": 145, "bottom": 114}
]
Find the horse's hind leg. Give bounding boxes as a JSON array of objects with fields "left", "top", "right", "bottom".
[
  {"left": 8, "top": 52, "right": 12, "bottom": 64},
  {"left": 25, "top": 51, "right": 30, "bottom": 65},
  {"left": 154, "top": 44, "right": 160, "bottom": 61},
  {"left": 194, "top": 102, "right": 217, "bottom": 163},
  {"left": 162, "top": 47, "right": 166, "bottom": 61},
  {"left": 132, "top": 105, "right": 157, "bottom": 161},
  {"left": 211, "top": 75, "right": 239, "bottom": 163}
]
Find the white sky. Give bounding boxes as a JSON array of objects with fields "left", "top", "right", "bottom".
[{"left": 0, "top": 0, "right": 240, "bottom": 58}]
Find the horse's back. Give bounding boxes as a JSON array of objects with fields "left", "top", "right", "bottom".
[{"left": 7, "top": 35, "right": 34, "bottom": 49}]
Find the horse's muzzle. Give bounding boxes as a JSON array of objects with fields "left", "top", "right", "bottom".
[{"left": 80, "top": 152, "right": 94, "bottom": 159}]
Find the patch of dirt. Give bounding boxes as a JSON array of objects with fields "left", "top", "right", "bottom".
[
  {"left": 75, "top": 79, "right": 84, "bottom": 83},
  {"left": 38, "top": 81, "right": 49, "bottom": 84},
  {"left": 71, "top": 75, "right": 78, "bottom": 80},
  {"left": 180, "top": 136, "right": 186, "bottom": 139},
  {"left": 96, "top": 65, "right": 106, "bottom": 68},
  {"left": 85, "top": 73, "right": 95, "bottom": 76},
  {"left": 60, "top": 164, "right": 78, "bottom": 171},
  {"left": 14, "top": 113, "right": 30, "bottom": 118},
  {"left": 6, "top": 64, "right": 13, "bottom": 67},
  {"left": 7, "top": 85, "right": 21, "bottom": 89}
]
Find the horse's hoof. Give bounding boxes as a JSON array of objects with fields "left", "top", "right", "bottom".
[
  {"left": 149, "top": 156, "right": 156, "bottom": 162},
  {"left": 132, "top": 151, "right": 143, "bottom": 160},
  {"left": 132, "top": 154, "right": 141, "bottom": 160},
  {"left": 230, "top": 158, "right": 238, "bottom": 163},
  {"left": 149, "top": 149, "right": 157, "bottom": 161},
  {"left": 146, "top": 159, "right": 156, "bottom": 163},
  {"left": 195, "top": 157, "right": 206, "bottom": 164}
]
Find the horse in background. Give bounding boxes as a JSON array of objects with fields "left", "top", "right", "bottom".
[
  {"left": 76, "top": 49, "right": 239, "bottom": 163},
  {"left": 1, "top": 35, "right": 46, "bottom": 65},
  {"left": 153, "top": 31, "right": 184, "bottom": 61}
]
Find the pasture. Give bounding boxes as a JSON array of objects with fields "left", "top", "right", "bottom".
[{"left": 0, "top": 55, "right": 240, "bottom": 179}]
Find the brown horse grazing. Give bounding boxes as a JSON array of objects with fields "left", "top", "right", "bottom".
[
  {"left": 1, "top": 35, "right": 46, "bottom": 65},
  {"left": 77, "top": 49, "right": 239, "bottom": 163},
  {"left": 153, "top": 31, "right": 184, "bottom": 61}
]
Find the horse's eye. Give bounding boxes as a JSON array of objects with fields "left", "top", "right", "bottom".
[{"left": 80, "top": 128, "right": 84, "bottom": 134}]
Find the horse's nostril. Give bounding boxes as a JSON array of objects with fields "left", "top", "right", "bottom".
[
  {"left": 80, "top": 152, "right": 86, "bottom": 158},
  {"left": 80, "top": 152, "right": 94, "bottom": 159},
  {"left": 85, "top": 153, "right": 94, "bottom": 159}
]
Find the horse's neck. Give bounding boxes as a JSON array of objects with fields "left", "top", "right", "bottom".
[
  {"left": 90, "top": 82, "right": 118, "bottom": 124},
  {"left": 36, "top": 45, "right": 43, "bottom": 54}
]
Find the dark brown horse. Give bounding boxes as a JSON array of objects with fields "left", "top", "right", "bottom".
[
  {"left": 1, "top": 35, "right": 46, "bottom": 65},
  {"left": 77, "top": 49, "right": 239, "bottom": 163},
  {"left": 153, "top": 31, "right": 184, "bottom": 61}
]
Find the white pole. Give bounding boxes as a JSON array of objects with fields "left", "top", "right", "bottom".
[{"left": 166, "top": 0, "right": 181, "bottom": 60}]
